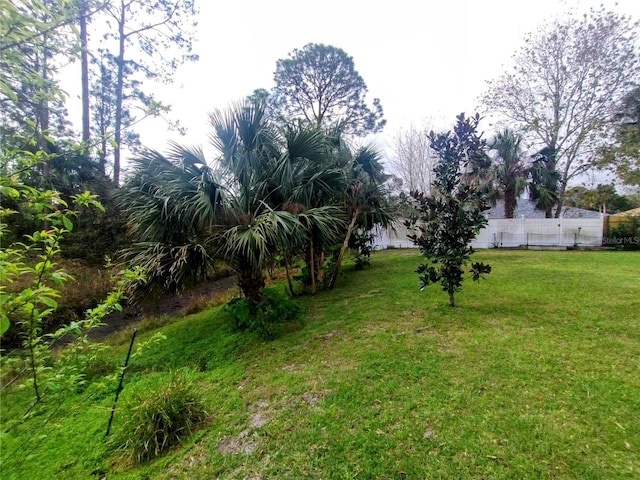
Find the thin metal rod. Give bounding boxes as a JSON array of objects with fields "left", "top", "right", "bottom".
[{"left": 105, "top": 328, "right": 137, "bottom": 437}]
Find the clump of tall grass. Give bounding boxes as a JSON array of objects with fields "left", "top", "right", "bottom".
[{"left": 113, "top": 372, "right": 207, "bottom": 463}]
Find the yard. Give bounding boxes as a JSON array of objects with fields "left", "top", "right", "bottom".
[{"left": 1, "top": 249, "right": 639, "bottom": 479}]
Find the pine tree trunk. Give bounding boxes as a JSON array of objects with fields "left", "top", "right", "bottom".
[
  {"left": 113, "top": 1, "right": 126, "bottom": 185},
  {"left": 79, "top": 0, "right": 90, "bottom": 144}
]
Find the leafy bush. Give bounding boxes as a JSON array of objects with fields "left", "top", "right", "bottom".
[
  {"left": 608, "top": 218, "right": 639, "bottom": 251},
  {"left": 225, "top": 289, "right": 303, "bottom": 339},
  {"left": 114, "top": 372, "right": 206, "bottom": 463},
  {"left": 351, "top": 230, "right": 374, "bottom": 270}
]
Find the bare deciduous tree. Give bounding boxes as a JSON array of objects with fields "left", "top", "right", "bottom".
[
  {"left": 482, "top": 6, "right": 639, "bottom": 217},
  {"left": 387, "top": 122, "right": 439, "bottom": 195}
]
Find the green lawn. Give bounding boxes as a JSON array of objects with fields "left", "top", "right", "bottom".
[{"left": 2, "top": 250, "right": 639, "bottom": 479}]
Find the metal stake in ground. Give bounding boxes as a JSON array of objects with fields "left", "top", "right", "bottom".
[{"left": 105, "top": 328, "right": 137, "bottom": 437}]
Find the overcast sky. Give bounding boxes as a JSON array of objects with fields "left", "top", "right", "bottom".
[{"left": 116, "top": 0, "right": 640, "bottom": 180}]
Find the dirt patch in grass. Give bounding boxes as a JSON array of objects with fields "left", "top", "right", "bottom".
[
  {"left": 302, "top": 392, "right": 326, "bottom": 406},
  {"left": 250, "top": 411, "right": 269, "bottom": 429},
  {"left": 217, "top": 400, "right": 272, "bottom": 454},
  {"left": 216, "top": 429, "right": 259, "bottom": 455},
  {"left": 317, "top": 329, "right": 343, "bottom": 339}
]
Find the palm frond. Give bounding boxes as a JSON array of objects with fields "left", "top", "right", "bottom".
[
  {"left": 118, "top": 146, "right": 223, "bottom": 243},
  {"left": 212, "top": 207, "right": 299, "bottom": 270}
]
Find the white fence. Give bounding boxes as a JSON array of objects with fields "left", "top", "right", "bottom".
[{"left": 373, "top": 217, "right": 605, "bottom": 250}]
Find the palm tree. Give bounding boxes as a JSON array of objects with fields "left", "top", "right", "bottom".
[
  {"left": 208, "top": 101, "right": 320, "bottom": 306},
  {"left": 268, "top": 124, "right": 348, "bottom": 293},
  {"left": 327, "top": 145, "right": 395, "bottom": 290},
  {"left": 119, "top": 100, "right": 345, "bottom": 306},
  {"left": 117, "top": 145, "right": 223, "bottom": 293},
  {"left": 529, "top": 146, "right": 560, "bottom": 218},
  {"left": 489, "top": 129, "right": 529, "bottom": 218}
]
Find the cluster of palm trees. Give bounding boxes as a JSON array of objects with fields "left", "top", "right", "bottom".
[
  {"left": 117, "top": 100, "right": 394, "bottom": 308},
  {"left": 489, "top": 129, "right": 559, "bottom": 218}
]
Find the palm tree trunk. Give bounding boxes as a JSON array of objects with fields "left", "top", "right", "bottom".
[
  {"left": 309, "top": 236, "right": 316, "bottom": 294},
  {"left": 283, "top": 250, "right": 295, "bottom": 297},
  {"left": 237, "top": 264, "right": 265, "bottom": 310},
  {"left": 328, "top": 209, "right": 359, "bottom": 290},
  {"left": 504, "top": 184, "right": 516, "bottom": 218}
]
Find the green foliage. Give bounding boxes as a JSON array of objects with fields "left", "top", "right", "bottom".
[
  {"left": 0, "top": 0, "right": 74, "bottom": 143},
  {"left": 324, "top": 143, "right": 396, "bottom": 290},
  {"left": 1, "top": 153, "right": 104, "bottom": 339},
  {"left": 565, "top": 183, "right": 638, "bottom": 214},
  {"left": 224, "top": 289, "right": 303, "bottom": 340},
  {"left": 598, "top": 86, "right": 640, "bottom": 187},
  {"left": 489, "top": 129, "right": 529, "bottom": 218},
  {"left": 120, "top": 101, "right": 349, "bottom": 304},
  {"left": 272, "top": 43, "right": 385, "bottom": 135},
  {"left": 608, "top": 218, "right": 640, "bottom": 251},
  {"left": 407, "top": 114, "right": 492, "bottom": 307},
  {"left": 2, "top": 250, "right": 640, "bottom": 478},
  {"left": 113, "top": 371, "right": 207, "bottom": 463},
  {"left": 59, "top": 174, "right": 130, "bottom": 265},
  {"left": 351, "top": 230, "right": 374, "bottom": 270},
  {"left": 1, "top": 147, "right": 142, "bottom": 403}
]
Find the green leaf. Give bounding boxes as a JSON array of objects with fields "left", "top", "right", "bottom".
[
  {"left": 0, "top": 80, "right": 18, "bottom": 102},
  {"left": 39, "top": 296, "right": 58, "bottom": 309},
  {"left": 62, "top": 215, "right": 74, "bottom": 232},
  {"left": 0, "top": 315, "right": 9, "bottom": 335},
  {"left": 0, "top": 185, "right": 20, "bottom": 198}
]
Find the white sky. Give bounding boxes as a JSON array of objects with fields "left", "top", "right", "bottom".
[{"left": 80, "top": 0, "right": 640, "bottom": 178}]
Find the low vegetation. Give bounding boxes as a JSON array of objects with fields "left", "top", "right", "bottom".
[{"left": 2, "top": 249, "right": 639, "bottom": 479}]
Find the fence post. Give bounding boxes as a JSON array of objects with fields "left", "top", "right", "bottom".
[{"left": 557, "top": 220, "right": 562, "bottom": 247}]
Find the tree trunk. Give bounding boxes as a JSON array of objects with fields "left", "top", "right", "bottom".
[
  {"left": 237, "top": 264, "right": 265, "bottom": 310},
  {"left": 448, "top": 290, "right": 455, "bottom": 307},
  {"left": 35, "top": 33, "right": 51, "bottom": 196},
  {"left": 79, "top": 0, "right": 90, "bottom": 144},
  {"left": 97, "top": 63, "right": 109, "bottom": 174},
  {"left": 504, "top": 185, "right": 516, "bottom": 218},
  {"left": 113, "top": 0, "right": 126, "bottom": 185},
  {"left": 313, "top": 240, "right": 324, "bottom": 290},
  {"left": 308, "top": 236, "right": 316, "bottom": 294},
  {"left": 283, "top": 250, "right": 295, "bottom": 297},
  {"left": 554, "top": 181, "right": 567, "bottom": 218},
  {"left": 328, "top": 209, "right": 359, "bottom": 290}
]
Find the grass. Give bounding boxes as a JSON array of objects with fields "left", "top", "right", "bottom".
[{"left": 1, "top": 249, "right": 639, "bottom": 479}]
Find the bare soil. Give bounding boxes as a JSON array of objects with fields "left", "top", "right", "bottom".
[{"left": 88, "top": 275, "right": 239, "bottom": 340}]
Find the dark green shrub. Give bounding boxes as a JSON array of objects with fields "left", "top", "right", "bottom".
[
  {"left": 608, "top": 218, "right": 639, "bottom": 251},
  {"left": 114, "top": 372, "right": 207, "bottom": 463},
  {"left": 224, "top": 289, "right": 303, "bottom": 340}
]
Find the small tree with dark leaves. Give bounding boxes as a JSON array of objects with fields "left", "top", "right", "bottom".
[{"left": 406, "top": 113, "right": 491, "bottom": 307}]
